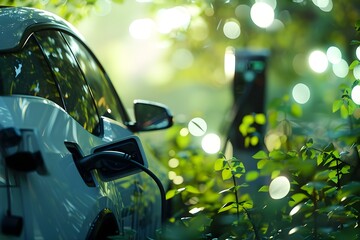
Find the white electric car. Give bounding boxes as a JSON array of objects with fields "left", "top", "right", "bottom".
[{"left": 0, "top": 6, "right": 172, "bottom": 239}]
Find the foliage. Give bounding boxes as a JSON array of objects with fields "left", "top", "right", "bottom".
[
  {"left": 0, "top": 0, "right": 124, "bottom": 23},
  {"left": 156, "top": 23, "right": 360, "bottom": 240}
]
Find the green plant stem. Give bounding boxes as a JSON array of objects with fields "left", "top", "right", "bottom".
[
  {"left": 242, "top": 206, "right": 261, "bottom": 240},
  {"left": 336, "top": 157, "right": 341, "bottom": 190},
  {"left": 226, "top": 158, "right": 260, "bottom": 240},
  {"left": 313, "top": 190, "right": 318, "bottom": 240},
  {"left": 226, "top": 160, "right": 240, "bottom": 222}
]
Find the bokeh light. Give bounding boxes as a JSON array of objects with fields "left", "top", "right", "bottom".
[
  {"left": 351, "top": 85, "right": 360, "bottom": 105},
  {"left": 223, "top": 19, "right": 241, "bottom": 39},
  {"left": 269, "top": 176, "right": 291, "bottom": 199},
  {"left": 168, "top": 171, "right": 176, "bottom": 180},
  {"left": 265, "top": 132, "right": 282, "bottom": 151},
  {"left": 326, "top": 46, "right": 342, "bottom": 64},
  {"left": 189, "top": 207, "right": 204, "bottom": 215},
  {"left": 173, "top": 175, "right": 184, "bottom": 185},
  {"left": 354, "top": 65, "right": 360, "bottom": 80},
  {"left": 168, "top": 158, "right": 180, "bottom": 168},
  {"left": 356, "top": 46, "right": 360, "bottom": 60},
  {"left": 332, "top": 59, "right": 348, "bottom": 78},
  {"left": 312, "top": 0, "right": 333, "bottom": 12},
  {"left": 201, "top": 133, "right": 221, "bottom": 154},
  {"left": 180, "top": 127, "right": 189, "bottom": 136},
  {"left": 289, "top": 204, "right": 302, "bottom": 216},
  {"left": 224, "top": 47, "right": 236, "bottom": 82},
  {"left": 129, "top": 18, "right": 155, "bottom": 40},
  {"left": 188, "top": 117, "right": 207, "bottom": 136},
  {"left": 156, "top": 6, "right": 191, "bottom": 34},
  {"left": 171, "top": 48, "right": 194, "bottom": 69},
  {"left": 250, "top": 2, "right": 275, "bottom": 28},
  {"left": 309, "top": 50, "right": 328, "bottom": 73},
  {"left": 292, "top": 83, "right": 310, "bottom": 104}
]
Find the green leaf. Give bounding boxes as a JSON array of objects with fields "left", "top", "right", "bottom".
[
  {"left": 253, "top": 150, "right": 268, "bottom": 159},
  {"left": 339, "top": 181, "right": 360, "bottom": 198},
  {"left": 166, "top": 187, "right": 186, "bottom": 200},
  {"left": 186, "top": 185, "right": 201, "bottom": 194},
  {"left": 269, "top": 150, "right": 286, "bottom": 160},
  {"left": 222, "top": 168, "right": 232, "bottom": 181},
  {"left": 332, "top": 99, "right": 343, "bottom": 112},
  {"left": 316, "top": 154, "right": 324, "bottom": 166},
  {"left": 166, "top": 189, "right": 177, "bottom": 200},
  {"left": 291, "top": 103, "right": 302, "bottom": 117},
  {"left": 259, "top": 185, "right": 269, "bottom": 192},
  {"left": 271, "top": 170, "right": 280, "bottom": 179},
  {"left": 245, "top": 171, "right": 259, "bottom": 182},
  {"left": 243, "top": 115, "right": 254, "bottom": 125},
  {"left": 349, "top": 60, "right": 360, "bottom": 70},
  {"left": 218, "top": 202, "right": 236, "bottom": 213},
  {"left": 323, "top": 142, "right": 335, "bottom": 152},
  {"left": 340, "top": 104, "right": 349, "bottom": 118},
  {"left": 290, "top": 193, "right": 308, "bottom": 207},
  {"left": 257, "top": 159, "right": 268, "bottom": 169},
  {"left": 341, "top": 165, "right": 351, "bottom": 174},
  {"left": 306, "top": 138, "right": 313, "bottom": 147},
  {"left": 255, "top": 113, "right": 266, "bottom": 125},
  {"left": 301, "top": 181, "right": 327, "bottom": 194},
  {"left": 250, "top": 136, "right": 259, "bottom": 146},
  {"left": 214, "top": 158, "right": 224, "bottom": 171}
]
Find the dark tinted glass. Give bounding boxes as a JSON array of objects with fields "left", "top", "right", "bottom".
[
  {"left": 63, "top": 33, "right": 124, "bottom": 123},
  {"left": 0, "top": 36, "right": 62, "bottom": 106},
  {"left": 35, "top": 31, "right": 100, "bottom": 135}
]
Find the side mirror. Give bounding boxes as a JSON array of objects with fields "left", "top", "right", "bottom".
[{"left": 132, "top": 100, "right": 173, "bottom": 132}]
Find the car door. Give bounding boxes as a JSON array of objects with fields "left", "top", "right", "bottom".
[
  {"left": 32, "top": 29, "right": 149, "bottom": 239},
  {"left": 36, "top": 29, "right": 167, "bottom": 239},
  {"left": 60, "top": 32, "right": 168, "bottom": 239}
]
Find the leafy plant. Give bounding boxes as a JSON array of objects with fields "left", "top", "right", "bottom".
[{"left": 157, "top": 24, "right": 360, "bottom": 239}]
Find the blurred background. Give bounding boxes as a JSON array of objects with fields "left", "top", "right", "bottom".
[
  {"left": 2, "top": 0, "right": 360, "bottom": 173},
  {"left": 73, "top": 0, "right": 360, "bottom": 153}
]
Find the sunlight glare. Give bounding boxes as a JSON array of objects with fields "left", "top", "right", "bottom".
[
  {"left": 332, "top": 59, "right": 348, "bottom": 78},
  {"left": 129, "top": 18, "right": 155, "bottom": 40},
  {"left": 269, "top": 176, "right": 291, "bottom": 200},
  {"left": 168, "top": 171, "right": 176, "bottom": 180},
  {"left": 265, "top": 132, "right": 282, "bottom": 151},
  {"left": 356, "top": 46, "right": 360, "bottom": 60},
  {"left": 351, "top": 85, "right": 360, "bottom": 105},
  {"left": 189, "top": 207, "right": 204, "bottom": 215},
  {"left": 309, "top": 50, "right": 328, "bottom": 73},
  {"left": 188, "top": 117, "right": 207, "bottom": 136},
  {"left": 326, "top": 46, "right": 342, "bottom": 64},
  {"left": 180, "top": 127, "right": 189, "bottom": 137},
  {"left": 223, "top": 19, "right": 241, "bottom": 39},
  {"left": 202, "top": 133, "right": 221, "bottom": 154},
  {"left": 354, "top": 65, "right": 360, "bottom": 80},
  {"left": 224, "top": 47, "right": 236, "bottom": 82},
  {"left": 173, "top": 175, "right": 184, "bottom": 185},
  {"left": 156, "top": 6, "right": 191, "bottom": 34},
  {"left": 312, "top": 0, "right": 333, "bottom": 12},
  {"left": 250, "top": 2, "right": 274, "bottom": 28},
  {"left": 168, "top": 158, "right": 180, "bottom": 168},
  {"left": 292, "top": 83, "right": 310, "bottom": 104}
]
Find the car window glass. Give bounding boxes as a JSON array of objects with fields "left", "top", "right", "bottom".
[
  {"left": 0, "top": 36, "right": 62, "bottom": 106},
  {"left": 63, "top": 33, "right": 124, "bottom": 123},
  {"left": 35, "top": 31, "right": 100, "bottom": 135}
]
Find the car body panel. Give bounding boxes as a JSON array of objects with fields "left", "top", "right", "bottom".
[{"left": 0, "top": 6, "right": 83, "bottom": 52}]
